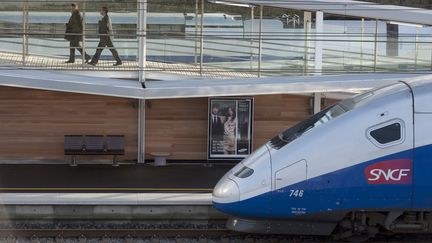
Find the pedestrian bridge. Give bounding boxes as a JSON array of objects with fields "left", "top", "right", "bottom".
[{"left": 1, "top": 0, "right": 432, "bottom": 94}]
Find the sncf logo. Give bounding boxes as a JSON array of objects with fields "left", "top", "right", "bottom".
[{"left": 364, "top": 159, "right": 412, "bottom": 184}]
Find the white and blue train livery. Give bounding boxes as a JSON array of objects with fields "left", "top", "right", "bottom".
[{"left": 212, "top": 75, "right": 432, "bottom": 238}]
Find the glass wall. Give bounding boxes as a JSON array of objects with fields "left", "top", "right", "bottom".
[
  {"left": 0, "top": 0, "right": 137, "bottom": 68},
  {"left": 0, "top": 0, "right": 431, "bottom": 77}
]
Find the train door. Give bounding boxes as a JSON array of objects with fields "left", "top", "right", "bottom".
[
  {"left": 272, "top": 160, "right": 307, "bottom": 216},
  {"left": 412, "top": 113, "right": 432, "bottom": 208},
  {"left": 410, "top": 83, "right": 432, "bottom": 208}
]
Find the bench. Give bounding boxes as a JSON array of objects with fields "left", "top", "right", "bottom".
[
  {"left": 150, "top": 152, "right": 170, "bottom": 166},
  {"left": 64, "top": 135, "right": 125, "bottom": 166}
]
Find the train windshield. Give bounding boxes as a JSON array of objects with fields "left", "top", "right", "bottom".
[{"left": 269, "top": 105, "right": 346, "bottom": 149}]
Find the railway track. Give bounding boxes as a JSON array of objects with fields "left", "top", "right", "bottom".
[
  {"left": 1, "top": 228, "right": 432, "bottom": 242},
  {"left": 0, "top": 228, "right": 238, "bottom": 238}
]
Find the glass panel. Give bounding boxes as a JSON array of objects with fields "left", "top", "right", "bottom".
[
  {"left": 260, "top": 7, "right": 306, "bottom": 77},
  {"left": 269, "top": 104, "right": 346, "bottom": 149},
  {"left": 147, "top": 0, "right": 196, "bottom": 67},
  {"left": 0, "top": 1, "right": 137, "bottom": 69},
  {"left": 0, "top": 2, "right": 23, "bottom": 59}
]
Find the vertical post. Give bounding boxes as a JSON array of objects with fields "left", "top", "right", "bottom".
[
  {"left": 313, "top": 11, "right": 323, "bottom": 114},
  {"left": 258, "top": 5, "right": 263, "bottom": 77},
  {"left": 303, "top": 11, "right": 311, "bottom": 75},
  {"left": 22, "top": 1, "right": 29, "bottom": 65},
  {"left": 138, "top": 0, "right": 147, "bottom": 86},
  {"left": 315, "top": 11, "right": 323, "bottom": 75},
  {"left": 137, "top": 0, "right": 147, "bottom": 164},
  {"left": 194, "top": 0, "right": 198, "bottom": 64},
  {"left": 138, "top": 99, "right": 146, "bottom": 163},
  {"left": 374, "top": 19, "right": 378, "bottom": 72},
  {"left": 199, "top": 0, "right": 204, "bottom": 75},
  {"left": 415, "top": 27, "right": 419, "bottom": 70},
  {"left": 313, "top": 93, "right": 322, "bottom": 114},
  {"left": 82, "top": 1, "right": 86, "bottom": 67},
  {"left": 360, "top": 18, "right": 364, "bottom": 70},
  {"left": 250, "top": 6, "right": 254, "bottom": 71}
]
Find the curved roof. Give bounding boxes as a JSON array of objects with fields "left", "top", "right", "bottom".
[{"left": 210, "top": 0, "right": 432, "bottom": 26}]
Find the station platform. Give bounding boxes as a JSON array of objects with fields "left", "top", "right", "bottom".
[
  {"left": 0, "top": 164, "right": 234, "bottom": 193},
  {"left": 0, "top": 164, "right": 233, "bottom": 221},
  {"left": 0, "top": 193, "right": 213, "bottom": 205}
]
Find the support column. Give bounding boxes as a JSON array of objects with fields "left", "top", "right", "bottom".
[
  {"left": 22, "top": 1, "right": 29, "bottom": 65},
  {"left": 313, "top": 93, "right": 322, "bottom": 114},
  {"left": 194, "top": 0, "right": 198, "bottom": 64},
  {"left": 137, "top": 0, "right": 147, "bottom": 163},
  {"left": 250, "top": 6, "right": 254, "bottom": 71},
  {"left": 303, "top": 11, "right": 312, "bottom": 75},
  {"left": 415, "top": 27, "right": 419, "bottom": 70},
  {"left": 199, "top": 0, "right": 204, "bottom": 75},
  {"left": 374, "top": 19, "right": 378, "bottom": 72},
  {"left": 313, "top": 11, "right": 323, "bottom": 113},
  {"left": 81, "top": 1, "right": 86, "bottom": 67},
  {"left": 315, "top": 11, "right": 323, "bottom": 75},
  {"left": 258, "top": 5, "right": 263, "bottom": 77},
  {"left": 137, "top": 99, "right": 145, "bottom": 163},
  {"left": 138, "top": 0, "right": 147, "bottom": 86},
  {"left": 360, "top": 18, "right": 364, "bottom": 69}
]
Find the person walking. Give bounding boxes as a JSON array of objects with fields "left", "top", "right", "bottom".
[
  {"left": 88, "top": 6, "right": 122, "bottom": 66},
  {"left": 64, "top": 3, "right": 91, "bottom": 63}
]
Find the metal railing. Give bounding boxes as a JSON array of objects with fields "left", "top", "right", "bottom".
[{"left": 1, "top": 12, "right": 432, "bottom": 78}]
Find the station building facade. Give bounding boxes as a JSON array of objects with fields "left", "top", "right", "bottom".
[
  {"left": 0, "top": 86, "right": 335, "bottom": 162},
  {"left": 0, "top": 0, "right": 430, "bottom": 163}
]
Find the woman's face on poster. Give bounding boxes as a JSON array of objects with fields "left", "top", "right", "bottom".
[{"left": 228, "top": 107, "right": 234, "bottom": 116}]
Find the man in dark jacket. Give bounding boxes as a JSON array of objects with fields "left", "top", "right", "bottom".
[
  {"left": 88, "top": 6, "right": 122, "bottom": 66},
  {"left": 65, "top": 3, "right": 90, "bottom": 63}
]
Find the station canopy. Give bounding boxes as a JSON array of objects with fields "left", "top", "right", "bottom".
[
  {"left": 0, "top": 68, "right": 427, "bottom": 99},
  {"left": 209, "top": 0, "right": 432, "bottom": 26}
]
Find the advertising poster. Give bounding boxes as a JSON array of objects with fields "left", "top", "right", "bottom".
[{"left": 208, "top": 98, "right": 253, "bottom": 160}]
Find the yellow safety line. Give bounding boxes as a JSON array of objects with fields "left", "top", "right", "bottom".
[{"left": 0, "top": 188, "right": 212, "bottom": 191}]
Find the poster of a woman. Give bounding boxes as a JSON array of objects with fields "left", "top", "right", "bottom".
[
  {"left": 223, "top": 107, "right": 237, "bottom": 154},
  {"left": 208, "top": 98, "right": 253, "bottom": 160}
]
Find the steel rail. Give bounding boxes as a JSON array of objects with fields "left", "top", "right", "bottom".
[{"left": 0, "top": 228, "right": 239, "bottom": 238}]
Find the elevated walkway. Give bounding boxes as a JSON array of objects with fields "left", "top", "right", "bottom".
[{"left": 0, "top": 51, "right": 256, "bottom": 80}]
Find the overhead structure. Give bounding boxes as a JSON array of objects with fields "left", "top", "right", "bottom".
[
  {"left": 0, "top": 69, "right": 428, "bottom": 99},
  {"left": 208, "top": 0, "right": 432, "bottom": 26}
]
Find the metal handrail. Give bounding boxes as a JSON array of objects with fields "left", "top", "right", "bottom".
[{"left": 1, "top": 26, "right": 431, "bottom": 76}]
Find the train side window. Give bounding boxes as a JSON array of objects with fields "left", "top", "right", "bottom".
[{"left": 367, "top": 119, "right": 405, "bottom": 148}]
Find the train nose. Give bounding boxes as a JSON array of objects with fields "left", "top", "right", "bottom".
[
  {"left": 213, "top": 178, "right": 240, "bottom": 202},
  {"left": 212, "top": 178, "right": 240, "bottom": 214}
]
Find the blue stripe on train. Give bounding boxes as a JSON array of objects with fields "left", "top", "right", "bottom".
[{"left": 214, "top": 144, "right": 432, "bottom": 218}]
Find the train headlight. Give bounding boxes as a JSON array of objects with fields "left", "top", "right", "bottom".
[{"left": 213, "top": 178, "right": 240, "bottom": 203}]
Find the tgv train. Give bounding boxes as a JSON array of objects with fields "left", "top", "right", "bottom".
[{"left": 213, "top": 75, "right": 432, "bottom": 239}]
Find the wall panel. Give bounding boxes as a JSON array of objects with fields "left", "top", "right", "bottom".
[
  {"left": 0, "top": 87, "right": 316, "bottom": 162},
  {"left": 0, "top": 87, "right": 138, "bottom": 162},
  {"left": 145, "top": 95, "right": 311, "bottom": 160}
]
